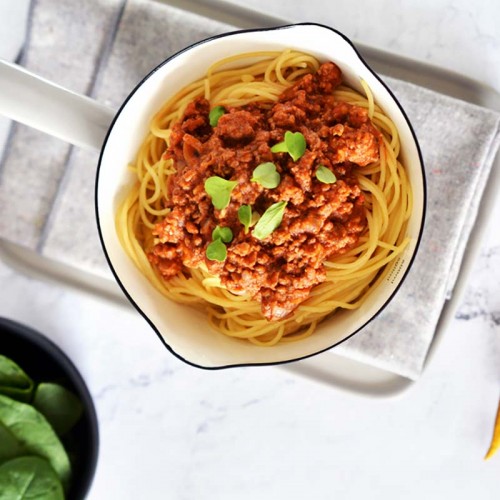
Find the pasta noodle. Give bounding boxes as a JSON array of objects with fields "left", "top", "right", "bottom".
[{"left": 116, "top": 49, "right": 412, "bottom": 346}]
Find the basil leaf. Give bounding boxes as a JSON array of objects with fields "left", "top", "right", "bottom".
[
  {"left": 315, "top": 165, "right": 337, "bottom": 184},
  {"left": 252, "top": 201, "right": 287, "bottom": 240},
  {"left": 33, "top": 383, "right": 83, "bottom": 437},
  {"left": 238, "top": 205, "right": 252, "bottom": 234},
  {"left": 209, "top": 105, "right": 226, "bottom": 127},
  {"left": 0, "top": 355, "right": 34, "bottom": 403},
  {"left": 212, "top": 226, "right": 233, "bottom": 244},
  {"left": 0, "top": 394, "right": 71, "bottom": 489},
  {"left": 0, "top": 456, "right": 64, "bottom": 500},
  {"left": 270, "top": 131, "right": 306, "bottom": 161},
  {"left": 251, "top": 162, "right": 281, "bottom": 188},
  {"left": 206, "top": 239, "right": 227, "bottom": 261},
  {"left": 204, "top": 176, "right": 238, "bottom": 210}
]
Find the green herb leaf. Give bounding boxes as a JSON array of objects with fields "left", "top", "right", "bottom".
[
  {"left": 270, "top": 141, "right": 288, "bottom": 154},
  {"left": 204, "top": 176, "right": 238, "bottom": 210},
  {"left": 0, "top": 355, "right": 34, "bottom": 403},
  {"left": 209, "top": 105, "right": 226, "bottom": 127},
  {"left": 0, "top": 394, "right": 71, "bottom": 489},
  {"left": 238, "top": 205, "right": 252, "bottom": 234},
  {"left": 0, "top": 456, "right": 64, "bottom": 500},
  {"left": 251, "top": 211, "right": 261, "bottom": 226},
  {"left": 212, "top": 226, "right": 233, "bottom": 244},
  {"left": 33, "top": 383, "right": 83, "bottom": 437},
  {"left": 285, "top": 131, "right": 307, "bottom": 161},
  {"left": 251, "top": 162, "right": 281, "bottom": 188},
  {"left": 206, "top": 239, "right": 227, "bottom": 261},
  {"left": 252, "top": 201, "right": 287, "bottom": 240},
  {"left": 315, "top": 165, "right": 337, "bottom": 184},
  {"left": 270, "top": 131, "right": 306, "bottom": 161}
]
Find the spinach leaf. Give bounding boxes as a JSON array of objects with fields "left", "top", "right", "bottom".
[
  {"left": 0, "top": 421, "right": 25, "bottom": 464},
  {"left": 0, "top": 395, "right": 71, "bottom": 489},
  {"left": 0, "top": 456, "right": 64, "bottom": 500},
  {"left": 0, "top": 356, "right": 34, "bottom": 403},
  {"left": 33, "top": 383, "right": 83, "bottom": 437}
]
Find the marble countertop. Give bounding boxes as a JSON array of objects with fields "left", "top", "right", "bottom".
[{"left": 1, "top": 0, "right": 500, "bottom": 498}]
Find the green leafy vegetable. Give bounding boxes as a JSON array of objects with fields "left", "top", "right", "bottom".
[
  {"left": 315, "top": 165, "right": 337, "bottom": 184},
  {"left": 0, "top": 394, "right": 71, "bottom": 488},
  {"left": 209, "top": 106, "right": 226, "bottom": 127},
  {"left": 0, "top": 357, "right": 84, "bottom": 496},
  {"left": 33, "top": 383, "right": 83, "bottom": 437},
  {"left": 0, "top": 355, "right": 34, "bottom": 403},
  {"left": 0, "top": 456, "right": 64, "bottom": 500},
  {"left": 0, "top": 421, "right": 25, "bottom": 464},
  {"left": 251, "top": 162, "right": 281, "bottom": 189},
  {"left": 206, "top": 239, "right": 227, "bottom": 262},
  {"left": 204, "top": 176, "right": 238, "bottom": 210},
  {"left": 252, "top": 201, "right": 287, "bottom": 240},
  {"left": 270, "top": 131, "right": 306, "bottom": 161},
  {"left": 212, "top": 226, "right": 233, "bottom": 244},
  {"left": 238, "top": 205, "right": 252, "bottom": 234}
]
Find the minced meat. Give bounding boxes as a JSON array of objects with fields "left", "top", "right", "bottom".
[{"left": 149, "top": 61, "right": 380, "bottom": 321}]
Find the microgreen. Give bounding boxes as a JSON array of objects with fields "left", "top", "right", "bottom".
[
  {"left": 207, "top": 226, "right": 233, "bottom": 261},
  {"left": 212, "top": 226, "right": 233, "bottom": 243},
  {"left": 209, "top": 105, "right": 226, "bottom": 127},
  {"left": 270, "top": 131, "right": 306, "bottom": 161},
  {"left": 315, "top": 165, "right": 337, "bottom": 184},
  {"left": 238, "top": 205, "right": 252, "bottom": 234},
  {"left": 206, "top": 238, "right": 227, "bottom": 261},
  {"left": 252, "top": 201, "right": 287, "bottom": 240},
  {"left": 251, "top": 162, "right": 281, "bottom": 188},
  {"left": 204, "top": 176, "right": 238, "bottom": 210}
]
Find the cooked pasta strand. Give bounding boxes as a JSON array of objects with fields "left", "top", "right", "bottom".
[{"left": 116, "top": 50, "right": 412, "bottom": 345}]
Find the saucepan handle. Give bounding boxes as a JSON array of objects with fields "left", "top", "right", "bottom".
[{"left": 0, "top": 59, "right": 116, "bottom": 151}]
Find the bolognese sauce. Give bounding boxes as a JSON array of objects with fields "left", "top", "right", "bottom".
[{"left": 149, "top": 61, "right": 381, "bottom": 321}]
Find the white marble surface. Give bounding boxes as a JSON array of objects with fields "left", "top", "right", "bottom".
[{"left": 1, "top": 0, "right": 500, "bottom": 499}]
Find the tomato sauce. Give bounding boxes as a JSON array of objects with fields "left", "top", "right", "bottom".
[{"left": 149, "top": 62, "right": 380, "bottom": 320}]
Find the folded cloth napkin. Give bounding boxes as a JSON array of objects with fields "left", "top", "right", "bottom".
[{"left": 1, "top": 0, "right": 499, "bottom": 379}]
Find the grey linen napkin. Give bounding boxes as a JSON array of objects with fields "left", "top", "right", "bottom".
[{"left": 1, "top": 0, "right": 499, "bottom": 379}]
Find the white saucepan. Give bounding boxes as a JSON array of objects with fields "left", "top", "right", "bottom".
[{"left": 0, "top": 24, "right": 426, "bottom": 368}]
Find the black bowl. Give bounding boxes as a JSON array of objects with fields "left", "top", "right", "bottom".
[{"left": 0, "top": 317, "right": 99, "bottom": 500}]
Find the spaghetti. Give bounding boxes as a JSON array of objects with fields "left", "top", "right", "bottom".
[{"left": 116, "top": 49, "right": 412, "bottom": 346}]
